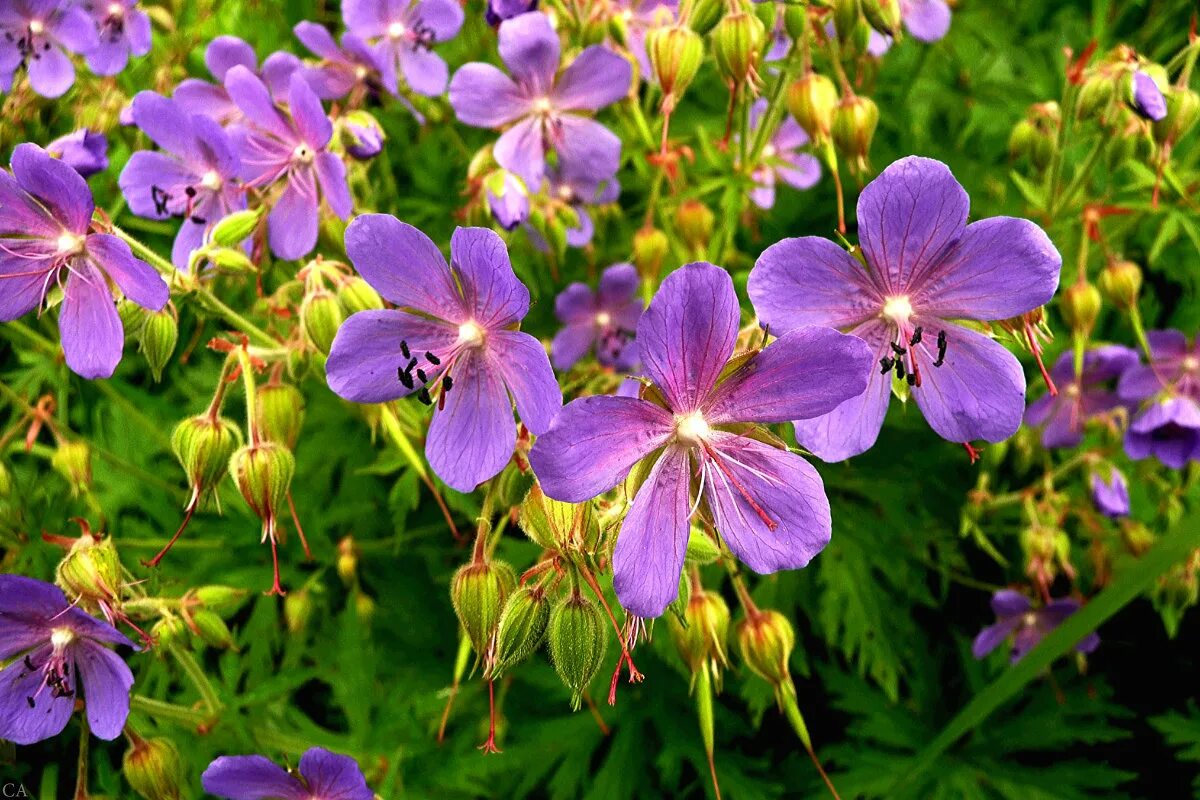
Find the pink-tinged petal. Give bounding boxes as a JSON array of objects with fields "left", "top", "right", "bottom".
[
  {"left": 775, "top": 152, "right": 821, "bottom": 190},
  {"left": 449, "top": 63, "right": 526, "bottom": 127},
  {"left": 792, "top": 319, "right": 892, "bottom": 462},
  {"left": 298, "top": 748, "right": 373, "bottom": 800},
  {"left": 612, "top": 446, "right": 691, "bottom": 618},
  {"left": 398, "top": 45, "right": 449, "bottom": 96},
  {"left": 0, "top": 170, "right": 57, "bottom": 237},
  {"left": 902, "top": 0, "right": 950, "bottom": 41},
  {"left": 294, "top": 21, "right": 341, "bottom": 60},
  {"left": 27, "top": 43, "right": 74, "bottom": 98},
  {"left": 972, "top": 618, "right": 1020, "bottom": 659},
  {"left": 639, "top": 262, "right": 739, "bottom": 412},
  {"left": 205, "top": 36, "right": 257, "bottom": 80},
  {"left": 0, "top": 246, "right": 52, "bottom": 321},
  {"left": 129, "top": 91, "right": 202, "bottom": 163},
  {"left": 488, "top": 329, "right": 561, "bottom": 434},
  {"left": 315, "top": 152, "right": 352, "bottom": 219},
  {"left": 915, "top": 217, "right": 1061, "bottom": 321},
  {"left": 772, "top": 115, "right": 810, "bottom": 151},
  {"left": 702, "top": 432, "right": 831, "bottom": 574},
  {"left": 749, "top": 236, "right": 883, "bottom": 330},
  {"left": 551, "top": 323, "right": 595, "bottom": 370},
  {"left": 707, "top": 326, "right": 872, "bottom": 425},
  {"left": 327, "top": 310, "right": 457, "bottom": 403},
  {"left": 912, "top": 320, "right": 1025, "bottom": 444},
  {"left": 74, "top": 642, "right": 133, "bottom": 740},
  {"left": 60, "top": 260, "right": 123, "bottom": 380},
  {"left": 552, "top": 116, "right": 621, "bottom": 187},
  {"left": 414, "top": 0, "right": 465, "bottom": 41},
  {"left": 289, "top": 73, "right": 333, "bottom": 147},
  {"left": 344, "top": 214, "right": 461, "bottom": 318},
  {"left": 856, "top": 156, "right": 968, "bottom": 296},
  {"left": 598, "top": 262, "right": 639, "bottom": 308},
  {"left": 498, "top": 11, "right": 560, "bottom": 93},
  {"left": 224, "top": 65, "right": 292, "bottom": 141},
  {"left": 553, "top": 45, "right": 631, "bottom": 111},
  {"left": 750, "top": 171, "right": 776, "bottom": 210},
  {"left": 202, "top": 755, "right": 308, "bottom": 800},
  {"left": 426, "top": 350, "right": 516, "bottom": 492},
  {"left": 268, "top": 173, "right": 319, "bottom": 260},
  {"left": 85, "top": 234, "right": 169, "bottom": 311},
  {"left": 0, "top": 644, "right": 73, "bottom": 744},
  {"left": 494, "top": 116, "right": 545, "bottom": 191},
  {"left": 11, "top": 143, "right": 94, "bottom": 234},
  {"left": 449, "top": 226, "right": 529, "bottom": 327},
  {"left": 262, "top": 51, "right": 302, "bottom": 97},
  {"left": 529, "top": 395, "right": 674, "bottom": 502},
  {"left": 554, "top": 282, "right": 596, "bottom": 324}
]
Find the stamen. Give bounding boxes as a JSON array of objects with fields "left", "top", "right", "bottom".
[
  {"left": 417, "top": 387, "right": 432, "bottom": 405},
  {"left": 909, "top": 326, "right": 923, "bottom": 346},
  {"left": 701, "top": 442, "right": 777, "bottom": 531},
  {"left": 442, "top": 375, "right": 453, "bottom": 391},
  {"left": 934, "top": 330, "right": 948, "bottom": 368},
  {"left": 400, "top": 340, "right": 410, "bottom": 358},
  {"left": 890, "top": 342, "right": 907, "bottom": 356},
  {"left": 425, "top": 351, "right": 441, "bottom": 364},
  {"left": 879, "top": 356, "right": 895, "bottom": 374},
  {"left": 416, "top": 368, "right": 428, "bottom": 383}
]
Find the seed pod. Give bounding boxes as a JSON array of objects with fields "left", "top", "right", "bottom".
[
  {"left": 151, "top": 616, "right": 186, "bottom": 649},
  {"left": 783, "top": 4, "right": 807, "bottom": 40},
  {"left": 56, "top": 531, "right": 122, "bottom": 606},
  {"left": 675, "top": 199, "right": 715, "bottom": 252},
  {"left": 736, "top": 609, "right": 795, "bottom": 690},
  {"left": 861, "top": 0, "right": 901, "bottom": 36},
  {"left": 118, "top": 299, "right": 148, "bottom": 339},
  {"left": 787, "top": 72, "right": 839, "bottom": 143},
  {"left": 284, "top": 587, "right": 315, "bottom": 633},
  {"left": 336, "top": 275, "right": 384, "bottom": 314},
  {"left": 712, "top": 12, "right": 765, "bottom": 90},
  {"left": 138, "top": 304, "right": 178, "bottom": 381},
  {"left": 832, "top": 94, "right": 879, "bottom": 172},
  {"left": 548, "top": 592, "right": 607, "bottom": 709},
  {"left": 451, "top": 560, "right": 517, "bottom": 657},
  {"left": 123, "top": 737, "right": 184, "bottom": 800},
  {"left": 1060, "top": 281, "right": 1102, "bottom": 334},
  {"left": 648, "top": 25, "right": 704, "bottom": 106},
  {"left": 188, "top": 608, "right": 236, "bottom": 650},
  {"left": 355, "top": 591, "right": 376, "bottom": 625},
  {"left": 172, "top": 415, "right": 243, "bottom": 502},
  {"left": 209, "top": 208, "right": 262, "bottom": 248},
  {"left": 51, "top": 440, "right": 92, "bottom": 496},
  {"left": 192, "top": 585, "right": 250, "bottom": 617},
  {"left": 490, "top": 585, "right": 551, "bottom": 677},
  {"left": 632, "top": 227, "right": 669, "bottom": 282},
  {"left": 669, "top": 589, "right": 730, "bottom": 675},
  {"left": 1076, "top": 73, "right": 1115, "bottom": 121},
  {"left": 301, "top": 288, "right": 344, "bottom": 355},
  {"left": 256, "top": 383, "right": 305, "bottom": 449},
  {"left": 228, "top": 441, "right": 295, "bottom": 528},
  {"left": 1098, "top": 260, "right": 1143, "bottom": 310}
]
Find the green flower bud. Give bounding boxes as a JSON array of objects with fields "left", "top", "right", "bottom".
[
  {"left": 56, "top": 530, "right": 122, "bottom": 605},
  {"left": 337, "top": 536, "right": 359, "bottom": 584},
  {"left": 1007, "top": 119, "right": 1036, "bottom": 161},
  {"left": 151, "top": 616, "right": 186, "bottom": 648},
  {"left": 1060, "top": 281, "right": 1102, "bottom": 334},
  {"left": 284, "top": 587, "right": 315, "bottom": 633},
  {"left": 1076, "top": 73, "right": 1115, "bottom": 120},
  {"left": 666, "top": 567, "right": 692, "bottom": 621},
  {"left": 490, "top": 585, "right": 551, "bottom": 677},
  {"left": 51, "top": 440, "right": 91, "bottom": 496},
  {"left": 192, "top": 585, "right": 250, "bottom": 617},
  {"left": 355, "top": 590, "right": 376, "bottom": 625},
  {"left": 0, "top": 460, "right": 11, "bottom": 498},
  {"left": 340, "top": 109, "right": 385, "bottom": 160},
  {"left": 172, "top": 415, "right": 243, "bottom": 500},
  {"left": 648, "top": 25, "right": 704, "bottom": 106},
  {"left": 832, "top": 94, "right": 879, "bottom": 172},
  {"left": 118, "top": 299, "right": 147, "bottom": 338},
  {"left": 138, "top": 304, "right": 178, "bottom": 381},
  {"left": 632, "top": 227, "right": 669, "bottom": 282},
  {"left": 336, "top": 275, "right": 384, "bottom": 314},
  {"left": 669, "top": 589, "right": 730, "bottom": 675},
  {"left": 451, "top": 559, "right": 517, "bottom": 657},
  {"left": 783, "top": 4, "right": 807, "bottom": 40},
  {"left": 684, "top": 0, "right": 724, "bottom": 36},
  {"left": 787, "top": 72, "right": 839, "bottom": 143},
  {"left": 548, "top": 592, "right": 607, "bottom": 709},
  {"left": 123, "top": 737, "right": 184, "bottom": 800},
  {"left": 713, "top": 12, "right": 766, "bottom": 89},
  {"left": 834, "top": 0, "right": 862, "bottom": 41},
  {"left": 675, "top": 199, "right": 715, "bottom": 252},
  {"left": 861, "top": 0, "right": 901, "bottom": 36},
  {"left": 210, "top": 208, "right": 262, "bottom": 248},
  {"left": 228, "top": 441, "right": 295, "bottom": 527},
  {"left": 735, "top": 609, "right": 795, "bottom": 691},
  {"left": 301, "top": 288, "right": 344, "bottom": 355},
  {"left": 685, "top": 527, "right": 722, "bottom": 565},
  {"left": 1154, "top": 87, "right": 1200, "bottom": 147},
  {"left": 209, "top": 247, "right": 257, "bottom": 273},
  {"left": 1098, "top": 260, "right": 1143, "bottom": 310},
  {"left": 519, "top": 482, "right": 600, "bottom": 552},
  {"left": 188, "top": 608, "right": 236, "bottom": 650},
  {"left": 256, "top": 383, "right": 305, "bottom": 449}
]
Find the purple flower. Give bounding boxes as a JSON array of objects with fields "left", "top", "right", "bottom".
[
  {"left": 326, "top": 216, "right": 561, "bottom": 492},
  {"left": 529, "top": 263, "right": 873, "bottom": 618},
  {"left": 747, "top": 98, "right": 820, "bottom": 210},
  {"left": 1124, "top": 396, "right": 1200, "bottom": 469},
  {"left": 749, "top": 156, "right": 1062, "bottom": 461},
  {"left": 449, "top": 12, "right": 631, "bottom": 190},
  {"left": 202, "top": 747, "right": 373, "bottom": 800},
  {"left": 1090, "top": 466, "right": 1130, "bottom": 518},
  {"left": 119, "top": 91, "right": 246, "bottom": 269},
  {"left": 0, "top": 0, "right": 98, "bottom": 97},
  {"left": 487, "top": 0, "right": 537, "bottom": 26},
  {"left": 901, "top": 0, "right": 951, "bottom": 42},
  {"left": 0, "top": 575, "right": 136, "bottom": 744},
  {"left": 0, "top": 143, "right": 169, "bottom": 378},
  {"left": 343, "top": 0, "right": 464, "bottom": 97},
  {"left": 342, "top": 113, "right": 385, "bottom": 160},
  {"left": 611, "top": 0, "right": 676, "bottom": 81},
  {"left": 972, "top": 590, "right": 1099, "bottom": 663},
  {"left": 174, "top": 36, "right": 300, "bottom": 125},
  {"left": 551, "top": 262, "right": 643, "bottom": 371},
  {"left": 485, "top": 170, "right": 530, "bottom": 230},
  {"left": 823, "top": 20, "right": 892, "bottom": 59},
  {"left": 293, "top": 20, "right": 384, "bottom": 100},
  {"left": 46, "top": 128, "right": 109, "bottom": 177},
  {"left": 1117, "top": 330, "right": 1200, "bottom": 404},
  {"left": 528, "top": 166, "right": 620, "bottom": 249},
  {"left": 225, "top": 67, "right": 352, "bottom": 261},
  {"left": 83, "top": 0, "right": 151, "bottom": 76},
  {"left": 1130, "top": 70, "right": 1167, "bottom": 122},
  {"left": 1024, "top": 345, "right": 1138, "bottom": 449}
]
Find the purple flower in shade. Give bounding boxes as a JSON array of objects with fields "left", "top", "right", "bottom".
[
  {"left": 1130, "top": 70, "right": 1167, "bottom": 122},
  {"left": 900, "top": 0, "right": 951, "bottom": 42},
  {"left": 326, "top": 216, "right": 561, "bottom": 492},
  {"left": 202, "top": 747, "right": 373, "bottom": 800},
  {"left": 1117, "top": 330, "right": 1200, "bottom": 404},
  {"left": 449, "top": 12, "right": 632, "bottom": 190},
  {"left": 293, "top": 21, "right": 384, "bottom": 101},
  {"left": 748, "top": 156, "right": 1062, "bottom": 461},
  {"left": 1123, "top": 396, "right": 1200, "bottom": 469},
  {"left": 1023, "top": 345, "right": 1139, "bottom": 449},
  {"left": 83, "top": 0, "right": 151, "bottom": 76},
  {"left": 1117, "top": 330, "right": 1200, "bottom": 468},
  {"left": 45, "top": 128, "right": 109, "bottom": 177},
  {"left": 972, "top": 590, "right": 1099, "bottom": 663},
  {"left": 611, "top": 0, "right": 676, "bottom": 81},
  {"left": 224, "top": 67, "right": 352, "bottom": 261},
  {"left": 746, "top": 98, "right": 820, "bottom": 210},
  {"left": 342, "top": 0, "right": 464, "bottom": 97},
  {"left": 119, "top": 91, "right": 246, "bottom": 269},
  {"left": 0, "top": 575, "right": 136, "bottom": 745},
  {"left": 487, "top": 0, "right": 537, "bottom": 26},
  {"left": 0, "top": 143, "right": 169, "bottom": 379},
  {"left": 0, "top": 0, "right": 97, "bottom": 98},
  {"left": 551, "top": 262, "right": 643, "bottom": 371},
  {"left": 343, "top": 113, "right": 385, "bottom": 160},
  {"left": 529, "top": 166, "right": 620, "bottom": 249},
  {"left": 1090, "top": 466, "right": 1130, "bottom": 518},
  {"left": 485, "top": 170, "right": 530, "bottom": 231},
  {"left": 529, "top": 263, "right": 873, "bottom": 618},
  {"left": 173, "top": 36, "right": 300, "bottom": 126}
]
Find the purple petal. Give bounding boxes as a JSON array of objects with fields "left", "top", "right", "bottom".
[
  {"left": 1090, "top": 467, "right": 1130, "bottom": 518},
  {"left": 0, "top": 645, "right": 73, "bottom": 744},
  {"left": 315, "top": 152, "right": 352, "bottom": 219},
  {"left": 449, "top": 63, "right": 526, "bottom": 127},
  {"left": 342, "top": 0, "right": 386, "bottom": 37},
  {"left": 488, "top": 329, "right": 561, "bottom": 434},
  {"left": 118, "top": 150, "right": 197, "bottom": 218},
  {"left": 414, "top": 0, "right": 465, "bottom": 41},
  {"left": 0, "top": 246, "right": 51, "bottom": 321},
  {"left": 224, "top": 65, "right": 293, "bottom": 141},
  {"left": 294, "top": 21, "right": 341, "bottom": 60},
  {"left": 129, "top": 91, "right": 202, "bottom": 163},
  {"left": 52, "top": 6, "right": 100, "bottom": 53},
  {"left": 551, "top": 323, "right": 595, "bottom": 370},
  {"left": 0, "top": 576, "right": 69, "bottom": 658},
  {"left": 749, "top": 172, "right": 775, "bottom": 210},
  {"left": 498, "top": 12, "right": 560, "bottom": 94},
  {"left": 494, "top": 116, "right": 545, "bottom": 190},
  {"left": 12, "top": 143, "right": 94, "bottom": 234},
  {"left": 75, "top": 641, "right": 133, "bottom": 740},
  {"left": 60, "top": 260, "right": 123, "bottom": 380},
  {"left": 598, "top": 263, "right": 640, "bottom": 309},
  {"left": 398, "top": 45, "right": 449, "bottom": 96},
  {"left": 1119, "top": 365, "right": 1168, "bottom": 402},
  {"left": 1147, "top": 329, "right": 1190, "bottom": 360},
  {"left": 268, "top": 173, "right": 319, "bottom": 260},
  {"left": 343, "top": 214, "right": 461, "bottom": 318},
  {"left": 205, "top": 36, "right": 258, "bottom": 80},
  {"left": 85, "top": 234, "right": 169, "bottom": 311},
  {"left": 565, "top": 204, "right": 595, "bottom": 248},
  {"left": 27, "top": 43, "right": 74, "bottom": 98},
  {"left": 289, "top": 74, "right": 333, "bottom": 148},
  {"left": 775, "top": 152, "right": 821, "bottom": 191},
  {"left": 202, "top": 755, "right": 308, "bottom": 800},
  {"left": 449, "top": 226, "right": 529, "bottom": 327},
  {"left": 173, "top": 79, "right": 238, "bottom": 124},
  {"left": 902, "top": 0, "right": 950, "bottom": 42},
  {"left": 971, "top": 618, "right": 1019, "bottom": 659},
  {"left": 555, "top": 284, "right": 595, "bottom": 325},
  {"left": 552, "top": 116, "right": 621, "bottom": 187},
  {"left": 327, "top": 310, "right": 458, "bottom": 403},
  {"left": 426, "top": 350, "right": 516, "bottom": 492},
  {"left": 262, "top": 51, "right": 302, "bottom": 97},
  {"left": 0, "top": 170, "right": 57, "bottom": 237},
  {"left": 991, "top": 589, "right": 1031, "bottom": 617},
  {"left": 84, "top": 35, "right": 131, "bottom": 76},
  {"left": 1131, "top": 70, "right": 1167, "bottom": 121},
  {"left": 298, "top": 748, "right": 374, "bottom": 800},
  {"left": 749, "top": 236, "right": 883, "bottom": 330},
  {"left": 553, "top": 45, "right": 631, "bottom": 111}
]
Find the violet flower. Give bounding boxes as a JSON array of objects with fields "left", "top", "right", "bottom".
[
  {"left": 972, "top": 590, "right": 1099, "bottom": 663},
  {"left": 611, "top": 0, "right": 676, "bottom": 82},
  {"left": 202, "top": 747, "right": 373, "bottom": 800},
  {"left": 485, "top": 170, "right": 530, "bottom": 230},
  {"left": 46, "top": 128, "right": 109, "bottom": 177},
  {"left": 551, "top": 262, "right": 642, "bottom": 371},
  {"left": 343, "top": 113, "right": 385, "bottom": 160},
  {"left": 749, "top": 156, "right": 1062, "bottom": 461},
  {"left": 1117, "top": 330, "right": 1200, "bottom": 469},
  {"left": 326, "top": 216, "right": 561, "bottom": 492},
  {"left": 225, "top": 67, "right": 352, "bottom": 261},
  {"left": 83, "top": 0, "right": 151, "bottom": 77},
  {"left": 747, "top": 98, "right": 820, "bottom": 210},
  {"left": 449, "top": 12, "right": 631, "bottom": 190},
  {"left": 1124, "top": 396, "right": 1200, "bottom": 469},
  {"left": 1090, "top": 466, "right": 1130, "bottom": 518},
  {"left": 901, "top": 0, "right": 951, "bottom": 42},
  {"left": 1024, "top": 345, "right": 1138, "bottom": 449},
  {"left": 0, "top": 0, "right": 97, "bottom": 98},
  {"left": 119, "top": 91, "right": 247, "bottom": 269},
  {"left": 0, "top": 575, "right": 136, "bottom": 744},
  {"left": 529, "top": 262, "right": 872, "bottom": 618},
  {"left": 528, "top": 166, "right": 620, "bottom": 249},
  {"left": 342, "top": 0, "right": 464, "bottom": 97},
  {"left": 1117, "top": 330, "right": 1200, "bottom": 403},
  {"left": 1130, "top": 70, "right": 1167, "bottom": 122},
  {"left": 488, "top": 0, "right": 537, "bottom": 26},
  {"left": 293, "top": 20, "right": 384, "bottom": 100},
  {"left": 0, "top": 143, "right": 169, "bottom": 379},
  {"left": 174, "top": 35, "right": 300, "bottom": 125}
]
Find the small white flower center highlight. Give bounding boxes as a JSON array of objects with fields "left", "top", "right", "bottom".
[
  {"left": 107, "top": 2, "right": 124, "bottom": 16},
  {"left": 1065, "top": 383, "right": 1081, "bottom": 398},
  {"left": 56, "top": 231, "right": 85, "bottom": 257},
  {"left": 387, "top": 21, "right": 406, "bottom": 38},
  {"left": 763, "top": 144, "right": 777, "bottom": 158},
  {"left": 50, "top": 628, "right": 75, "bottom": 649},
  {"left": 355, "top": 65, "right": 369, "bottom": 79},
  {"left": 882, "top": 295, "right": 913, "bottom": 326},
  {"left": 200, "top": 170, "right": 222, "bottom": 190},
  {"left": 595, "top": 311, "right": 612, "bottom": 327},
  {"left": 1184, "top": 356, "right": 1200, "bottom": 372},
  {"left": 29, "top": 19, "right": 44, "bottom": 35},
  {"left": 292, "top": 144, "right": 313, "bottom": 164},
  {"left": 1021, "top": 612, "right": 1038, "bottom": 628},
  {"left": 674, "top": 411, "right": 711, "bottom": 446},
  {"left": 532, "top": 97, "right": 554, "bottom": 115},
  {"left": 557, "top": 184, "right": 573, "bottom": 201},
  {"left": 457, "top": 320, "right": 486, "bottom": 348}
]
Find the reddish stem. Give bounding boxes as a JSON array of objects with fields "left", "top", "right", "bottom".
[
  {"left": 478, "top": 680, "right": 502, "bottom": 754},
  {"left": 286, "top": 490, "right": 313, "bottom": 560},
  {"left": 145, "top": 490, "right": 199, "bottom": 568}
]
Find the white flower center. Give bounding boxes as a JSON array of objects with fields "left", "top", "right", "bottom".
[
  {"left": 29, "top": 19, "right": 44, "bottom": 35},
  {"left": 355, "top": 65, "right": 369, "bottom": 79},
  {"left": 674, "top": 411, "right": 710, "bottom": 446},
  {"left": 532, "top": 97, "right": 554, "bottom": 116},
  {"left": 1065, "top": 383, "right": 1081, "bottom": 398},
  {"left": 595, "top": 311, "right": 612, "bottom": 327},
  {"left": 50, "top": 628, "right": 75, "bottom": 648},
  {"left": 1184, "top": 356, "right": 1199, "bottom": 372},
  {"left": 387, "top": 21, "right": 406, "bottom": 38},
  {"left": 882, "top": 295, "right": 913, "bottom": 326},
  {"left": 457, "top": 320, "right": 486, "bottom": 348},
  {"left": 557, "top": 184, "right": 573, "bottom": 201},
  {"left": 292, "top": 144, "right": 313, "bottom": 164},
  {"left": 200, "top": 169, "right": 222, "bottom": 190},
  {"left": 763, "top": 144, "right": 777, "bottom": 158},
  {"left": 1021, "top": 612, "right": 1038, "bottom": 628},
  {"left": 107, "top": 2, "right": 124, "bottom": 16},
  {"left": 56, "top": 231, "right": 85, "bottom": 256}
]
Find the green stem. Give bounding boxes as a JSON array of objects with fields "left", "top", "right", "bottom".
[
  {"left": 1128, "top": 304, "right": 1155, "bottom": 362},
  {"left": 1044, "top": 83, "right": 1079, "bottom": 210},
  {"left": 129, "top": 695, "right": 207, "bottom": 727},
  {"left": 166, "top": 641, "right": 222, "bottom": 715},
  {"left": 748, "top": 44, "right": 800, "bottom": 165},
  {"left": 1049, "top": 134, "right": 1108, "bottom": 219},
  {"left": 236, "top": 348, "right": 260, "bottom": 444}
]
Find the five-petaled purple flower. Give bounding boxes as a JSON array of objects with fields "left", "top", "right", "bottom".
[
  {"left": 119, "top": 91, "right": 247, "bottom": 269},
  {"left": 0, "top": 143, "right": 169, "bottom": 379},
  {"left": 1130, "top": 70, "right": 1167, "bottom": 122},
  {"left": 83, "top": 0, "right": 151, "bottom": 77},
  {"left": 0, "top": 575, "right": 136, "bottom": 745},
  {"left": 1118, "top": 330, "right": 1200, "bottom": 469},
  {"left": 749, "top": 156, "right": 1062, "bottom": 461},
  {"left": 46, "top": 128, "right": 109, "bottom": 177},
  {"left": 1118, "top": 330, "right": 1200, "bottom": 403},
  {"left": 551, "top": 262, "right": 642, "bottom": 371},
  {"left": 972, "top": 589, "right": 1099, "bottom": 663},
  {"left": 747, "top": 98, "right": 820, "bottom": 210},
  {"left": 343, "top": 0, "right": 464, "bottom": 97},
  {"left": 293, "top": 20, "right": 385, "bottom": 100},
  {"left": 529, "top": 262, "right": 872, "bottom": 618},
  {"left": 449, "top": 12, "right": 631, "bottom": 191},
  {"left": 1090, "top": 466, "right": 1130, "bottom": 518},
  {"left": 202, "top": 746, "right": 373, "bottom": 800},
  {"left": 0, "top": 0, "right": 98, "bottom": 97},
  {"left": 1024, "top": 345, "right": 1138, "bottom": 449},
  {"left": 173, "top": 35, "right": 300, "bottom": 126},
  {"left": 326, "top": 216, "right": 561, "bottom": 492},
  {"left": 225, "top": 67, "right": 352, "bottom": 261}
]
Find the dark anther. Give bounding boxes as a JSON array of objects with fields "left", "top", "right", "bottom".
[
  {"left": 405, "top": 357, "right": 417, "bottom": 372},
  {"left": 23, "top": 655, "right": 35, "bottom": 671},
  {"left": 416, "top": 368, "right": 428, "bottom": 384},
  {"left": 442, "top": 375, "right": 453, "bottom": 391},
  {"left": 400, "top": 340, "right": 410, "bottom": 358},
  {"left": 25, "top": 696, "right": 34, "bottom": 708},
  {"left": 879, "top": 356, "right": 895, "bottom": 374},
  {"left": 417, "top": 387, "right": 433, "bottom": 405},
  {"left": 397, "top": 368, "right": 414, "bottom": 390},
  {"left": 425, "top": 351, "right": 441, "bottom": 365},
  {"left": 190, "top": 215, "right": 206, "bottom": 225},
  {"left": 890, "top": 342, "right": 907, "bottom": 356},
  {"left": 906, "top": 373, "right": 916, "bottom": 385},
  {"left": 909, "top": 326, "right": 923, "bottom": 346},
  {"left": 934, "top": 330, "right": 947, "bottom": 367},
  {"left": 184, "top": 186, "right": 196, "bottom": 197},
  {"left": 894, "top": 358, "right": 907, "bottom": 380}
]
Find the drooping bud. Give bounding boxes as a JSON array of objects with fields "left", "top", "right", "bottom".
[
  {"left": 336, "top": 275, "right": 384, "bottom": 314},
  {"left": 138, "top": 304, "right": 178, "bottom": 381},
  {"left": 712, "top": 12, "right": 765, "bottom": 90},
  {"left": 831, "top": 93, "right": 879, "bottom": 173},
  {"left": 187, "top": 608, "right": 236, "bottom": 650},
  {"left": 341, "top": 110, "right": 385, "bottom": 160},
  {"left": 632, "top": 226, "right": 669, "bottom": 282},
  {"left": 451, "top": 559, "right": 517, "bottom": 657},
  {"left": 123, "top": 737, "right": 184, "bottom": 800},
  {"left": 192, "top": 585, "right": 250, "bottom": 617},
  {"left": 284, "top": 587, "right": 315, "bottom": 633},
  {"left": 548, "top": 592, "right": 607, "bottom": 709},
  {"left": 490, "top": 585, "right": 551, "bottom": 677},
  {"left": 51, "top": 440, "right": 91, "bottom": 496},
  {"left": 1153, "top": 87, "right": 1200, "bottom": 147},
  {"left": 1126, "top": 68, "right": 1167, "bottom": 122},
  {"left": 208, "top": 247, "right": 257, "bottom": 273},
  {"left": 118, "top": 298, "right": 147, "bottom": 337},
  {"left": 648, "top": 25, "right": 704, "bottom": 108},
  {"left": 228, "top": 441, "right": 295, "bottom": 532},
  {"left": 1098, "top": 260, "right": 1143, "bottom": 310},
  {"left": 300, "top": 288, "right": 344, "bottom": 355},
  {"left": 255, "top": 383, "right": 305, "bottom": 449},
  {"left": 1076, "top": 73, "right": 1115, "bottom": 120},
  {"left": 736, "top": 609, "right": 795, "bottom": 694},
  {"left": 56, "top": 528, "right": 122, "bottom": 606},
  {"left": 151, "top": 616, "right": 186, "bottom": 648},
  {"left": 355, "top": 590, "right": 376, "bottom": 625},
  {"left": 833, "top": 0, "right": 862, "bottom": 41},
  {"left": 484, "top": 170, "right": 530, "bottom": 231},
  {"left": 783, "top": 4, "right": 806, "bottom": 40},
  {"left": 0, "top": 460, "right": 11, "bottom": 497},
  {"left": 172, "top": 415, "right": 243, "bottom": 502},
  {"left": 1060, "top": 281, "right": 1102, "bottom": 335},
  {"left": 861, "top": 0, "right": 901, "bottom": 37},
  {"left": 684, "top": 0, "right": 724, "bottom": 36},
  {"left": 209, "top": 208, "right": 262, "bottom": 249},
  {"left": 675, "top": 199, "right": 715, "bottom": 253},
  {"left": 669, "top": 589, "right": 730, "bottom": 677},
  {"left": 787, "top": 72, "right": 839, "bottom": 143}
]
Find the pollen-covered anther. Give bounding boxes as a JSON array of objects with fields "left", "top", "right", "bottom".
[
  {"left": 674, "top": 411, "right": 711, "bottom": 446},
  {"left": 457, "top": 320, "right": 486, "bottom": 347},
  {"left": 55, "top": 231, "right": 85, "bottom": 257},
  {"left": 882, "top": 295, "right": 913, "bottom": 326}
]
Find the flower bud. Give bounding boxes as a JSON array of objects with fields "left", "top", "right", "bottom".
[
  {"left": 284, "top": 587, "right": 315, "bottom": 633},
  {"left": 467, "top": 145, "right": 498, "bottom": 182},
  {"left": 138, "top": 304, "right": 178, "bottom": 381},
  {"left": 336, "top": 275, "right": 384, "bottom": 314},
  {"left": 301, "top": 288, "right": 344, "bottom": 355},
  {"left": 188, "top": 608, "right": 236, "bottom": 649},
  {"left": 684, "top": 0, "right": 723, "bottom": 36},
  {"left": 256, "top": 383, "right": 305, "bottom": 449},
  {"left": 118, "top": 299, "right": 147, "bottom": 338},
  {"left": 172, "top": 415, "right": 243, "bottom": 500},
  {"left": 1076, "top": 73, "right": 1115, "bottom": 120},
  {"left": 832, "top": 94, "right": 879, "bottom": 172},
  {"left": 735, "top": 609, "right": 795, "bottom": 690},
  {"left": 451, "top": 559, "right": 517, "bottom": 657},
  {"left": 341, "top": 110, "right": 385, "bottom": 160},
  {"left": 355, "top": 590, "right": 376, "bottom": 624},
  {"left": 713, "top": 12, "right": 765, "bottom": 89},
  {"left": 685, "top": 527, "right": 721, "bottom": 565},
  {"left": 783, "top": 4, "right": 807, "bottom": 40},
  {"left": 484, "top": 170, "right": 530, "bottom": 231},
  {"left": 669, "top": 589, "right": 730, "bottom": 675},
  {"left": 861, "top": 0, "right": 901, "bottom": 37},
  {"left": 51, "top": 440, "right": 91, "bottom": 496},
  {"left": 490, "top": 585, "right": 551, "bottom": 677},
  {"left": 648, "top": 25, "right": 704, "bottom": 105},
  {"left": 834, "top": 0, "right": 862, "bottom": 41},
  {"left": 228, "top": 441, "right": 295, "bottom": 527},
  {"left": 0, "top": 460, "right": 10, "bottom": 497},
  {"left": 192, "top": 585, "right": 250, "bottom": 617},
  {"left": 675, "top": 199, "right": 714, "bottom": 252},
  {"left": 209, "top": 247, "right": 257, "bottom": 273},
  {"left": 123, "top": 737, "right": 184, "bottom": 800},
  {"left": 57, "top": 530, "right": 122, "bottom": 605},
  {"left": 632, "top": 227, "right": 669, "bottom": 281},
  {"left": 1126, "top": 67, "right": 1167, "bottom": 121},
  {"left": 1153, "top": 87, "right": 1200, "bottom": 147},
  {"left": 1098, "top": 259, "right": 1142, "bottom": 310},
  {"left": 209, "top": 208, "right": 262, "bottom": 249},
  {"left": 788, "top": 72, "right": 839, "bottom": 143},
  {"left": 1060, "top": 281, "right": 1102, "bottom": 334},
  {"left": 151, "top": 616, "right": 186, "bottom": 648},
  {"left": 548, "top": 592, "right": 607, "bottom": 709}
]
